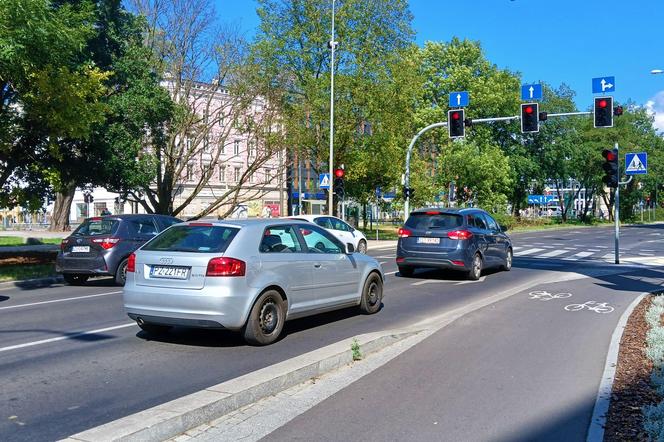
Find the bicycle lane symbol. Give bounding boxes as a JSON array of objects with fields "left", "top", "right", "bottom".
[
  {"left": 564, "top": 301, "right": 615, "bottom": 314},
  {"left": 528, "top": 290, "right": 572, "bottom": 301}
]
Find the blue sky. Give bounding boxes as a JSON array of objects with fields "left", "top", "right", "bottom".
[{"left": 217, "top": 0, "right": 664, "bottom": 129}]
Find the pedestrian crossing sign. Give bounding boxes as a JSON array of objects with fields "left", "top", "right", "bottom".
[
  {"left": 625, "top": 152, "right": 647, "bottom": 175},
  {"left": 318, "top": 173, "right": 331, "bottom": 189}
]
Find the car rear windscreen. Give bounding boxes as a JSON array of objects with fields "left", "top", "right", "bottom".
[
  {"left": 405, "top": 212, "right": 463, "bottom": 230},
  {"left": 142, "top": 225, "right": 239, "bottom": 253},
  {"left": 73, "top": 218, "right": 120, "bottom": 236}
]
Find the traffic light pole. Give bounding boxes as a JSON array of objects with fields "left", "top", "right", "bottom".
[{"left": 613, "top": 141, "right": 634, "bottom": 264}]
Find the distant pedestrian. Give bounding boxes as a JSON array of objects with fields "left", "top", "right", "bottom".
[{"left": 101, "top": 208, "right": 111, "bottom": 216}]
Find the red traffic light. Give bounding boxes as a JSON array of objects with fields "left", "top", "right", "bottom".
[
  {"left": 602, "top": 149, "right": 617, "bottom": 161},
  {"left": 524, "top": 105, "right": 534, "bottom": 114},
  {"left": 598, "top": 99, "right": 608, "bottom": 108},
  {"left": 334, "top": 168, "right": 344, "bottom": 178},
  {"left": 451, "top": 111, "right": 461, "bottom": 120}
]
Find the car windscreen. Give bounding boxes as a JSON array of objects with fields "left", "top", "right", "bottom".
[
  {"left": 72, "top": 218, "right": 120, "bottom": 236},
  {"left": 405, "top": 212, "right": 463, "bottom": 230},
  {"left": 141, "top": 225, "right": 239, "bottom": 253}
]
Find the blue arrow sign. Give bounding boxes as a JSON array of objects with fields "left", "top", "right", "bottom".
[
  {"left": 625, "top": 152, "right": 648, "bottom": 175},
  {"left": 521, "top": 84, "right": 542, "bottom": 101},
  {"left": 592, "top": 76, "right": 615, "bottom": 94},
  {"left": 449, "top": 91, "right": 469, "bottom": 107},
  {"left": 318, "top": 173, "right": 331, "bottom": 189}
]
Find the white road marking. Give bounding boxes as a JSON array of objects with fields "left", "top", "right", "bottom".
[
  {"left": 596, "top": 246, "right": 608, "bottom": 249},
  {"left": 0, "top": 323, "right": 136, "bottom": 354},
  {"left": 412, "top": 280, "right": 452, "bottom": 286},
  {"left": 601, "top": 253, "right": 615, "bottom": 260},
  {"left": 538, "top": 249, "right": 568, "bottom": 258},
  {"left": 456, "top": 276, "right": 486, "bottom": 285},
  {"left": 514, "top": 248, "right": 545, "bottom": 256},
  {"left": 385, "top": 271, "right": 398, "bottom": 276},
  {"left": 376, "top": 255, "right": 394, "bottom": 259},
  {"left": 562, "top": 251, "right": 594, "bottom": 261},
  {"left": 588, "top": 249, "right": 601, "bottom": 252},
  {"left": 0, "top": 291, "right": 122, "bottom": 311}
]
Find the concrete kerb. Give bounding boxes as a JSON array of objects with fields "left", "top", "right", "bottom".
[{"left": 63, "top": 330, "right": 421, "bottom": 442}]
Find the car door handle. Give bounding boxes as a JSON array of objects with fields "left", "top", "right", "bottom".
[{"left": 314, "top": 263, "right": 321, "bottom": 269}]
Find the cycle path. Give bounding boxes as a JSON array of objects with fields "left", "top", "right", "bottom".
[{"left": 262, "top": 266, "right": 664, "bottom": 441}]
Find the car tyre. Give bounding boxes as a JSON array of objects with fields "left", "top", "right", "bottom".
[
  {"left": 357, "top": 240, "right": 367, "bottom": 254},
  {"left": 63, "top": 274, "right": 89, "bottom": 285},
  {"left": 502, "top": 248, "right": 513, "bottom": 271},
  {"left": 243, "top": 290, "right": 285, "bottom": 346},
  {"left": 468, "top": 253, "right": 483, "bottom": 281},
  {"left": 138, "top": 322, "right": 171, "bottom": 335},
  {"left": 115, "top": 258, "right": 129, "bottom": 286},
  {"left": 398, "top": 266, "right": 414, "bottom": 277},
  {"left": 359, "top": 273, "right": 383, "bottom": 314}
]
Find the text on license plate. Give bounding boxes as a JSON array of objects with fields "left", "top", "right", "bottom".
[
  {"left": 150, "top": 266, "right": 189, "bottom": 279},
  {"left": 417, "top": 237, "right": 440, "bottom": 244},
  {"left": 72, "top": 246, "right": 90, "bottom": 253}
]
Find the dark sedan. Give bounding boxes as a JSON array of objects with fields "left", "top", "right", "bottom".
[
  {"left": 56, "top": 214, "right": 181, "bottom": 285},
  {"left": 396, "top": 208, "right": 512, "bottom": 280}
]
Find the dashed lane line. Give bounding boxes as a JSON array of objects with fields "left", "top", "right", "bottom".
[
  {"left": 0, "top": 323, "right": 136, "bottom": 354},
  {"left": 0, "top": 290, "right": 122, "bottom": 311}
]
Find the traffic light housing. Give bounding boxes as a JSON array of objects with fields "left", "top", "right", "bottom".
[
  {"left": 333, "top": 168, "right": 345, "bottom": 198},
  {"left": 521, "top": 103, "right": 539, "bottom": 133},
  {"left": 402, "top": 186, "right": 415, "bottom": 199},
  {"left": 448, "top": 109, "right": 465, "bottom": 138},
  {"left": 602, "top": 148, "right": 619, "bottom": 187},
  {"left": 594, "top": 96, "right": 614, "bottom": 128}
]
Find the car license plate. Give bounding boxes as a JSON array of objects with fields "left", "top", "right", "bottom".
[
  {"left": 150, "top": 266, "right": 189, "bottom": 279},
  {"left": 417, "top": 237, "right": 440, "bottom": 245},
  {"left": 71, "top": 246, "right": 90, "bottom": 253}
]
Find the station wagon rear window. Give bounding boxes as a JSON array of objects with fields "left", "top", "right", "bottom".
[
  {"left": 72, "top": 218, "right": 120, "bottom": 236},
  {"left": 405, "top": 212, "right": 463, "bottom": 230},
  {"left": 142, "top": 225, "right": 238, "bottom": 253}
]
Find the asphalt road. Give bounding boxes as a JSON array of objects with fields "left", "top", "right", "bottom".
[{"left": 1, "top": 224, "right": 663, "bottom": 441}]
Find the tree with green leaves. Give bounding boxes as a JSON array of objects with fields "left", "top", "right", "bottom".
[{"left": 252, "top": 0, "right": 416, "bottom": 215}]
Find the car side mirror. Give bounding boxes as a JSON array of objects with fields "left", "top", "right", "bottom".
[
  {"left": 345, "top": 243, "right": 355, "bottom": 254},
  {"left": 500, "top": 225, "right": 509, "bottom": 232}
]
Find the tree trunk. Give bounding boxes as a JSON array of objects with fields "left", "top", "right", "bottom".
[{"left": 49, "top": 183, "right": 76, "bottom": 231}]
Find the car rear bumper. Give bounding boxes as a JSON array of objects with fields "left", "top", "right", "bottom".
[
  {"left": 56, "top": 255, "right": 110, "bottom": 275},
  {"left": 396, "top": 246, "right": 471, "bottom": 270},
  {"left": 123, "top": 282, "right": 257, "bottom": 330}
]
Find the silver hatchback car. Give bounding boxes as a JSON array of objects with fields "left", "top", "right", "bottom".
[{"left": 123, "top": 219, "right": 384, "bottom": 345}]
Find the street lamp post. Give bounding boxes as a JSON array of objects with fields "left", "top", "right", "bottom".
[{"left": 328, "top": 0, "right": 337, "bottom": 216}]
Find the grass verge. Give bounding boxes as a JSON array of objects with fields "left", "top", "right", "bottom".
[
  {"left": 0, "top": 263, "right": 57, "bottom": 282},
  {"left": 0, "top": 236, "right": 62, "bottom": 247},
  {"left": 642, "top": 295, "right": 664, "bottom": 439}
]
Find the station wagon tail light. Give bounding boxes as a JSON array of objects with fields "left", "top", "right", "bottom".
[
  {"left": 127, "top": 253, "right": 136, "bottom": 272},
  {"left": 206, "top": 257, "right": 246, "bottom": 277},
  {"left": 451, "top": 260, "right": 465, "bottom": 266},
  {"left": 425, "top": 211, "right": 441, "bottom": 215},
  {"left": 398, "top": 228, "right": 412, "bottom": 238},
  {"left": 60, "top": 238, "right": 70, "bottom": 251},
  {"left": 92, "top": 237, "right": 120, "bottom": 249},
  {"left": 447, "top": 230, "right": 473, "bottom": 240}
]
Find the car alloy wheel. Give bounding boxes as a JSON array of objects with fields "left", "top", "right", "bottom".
[
  {"left": 504, "top": 248, "right": 513, "bottom": 271},
  {"left": 259, "top": 299, "right": 279, "bottom": 334},
  {"left": 469, "top": 253, "right": 482, "bottom": 281},
  {"left": 357, "top": 240, "right": 367, "bottom": 254}
]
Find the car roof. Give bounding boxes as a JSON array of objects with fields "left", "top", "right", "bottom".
[
  {"left": 181, "top": 218, "right": 308, "bottom": 229},
  {"left": 410, "top": 207, "right": 484, "bottom": 215}
]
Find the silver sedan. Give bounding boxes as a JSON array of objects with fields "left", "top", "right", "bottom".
[{"left": 123, "top": 219, "right": 384, "bottom": 345}]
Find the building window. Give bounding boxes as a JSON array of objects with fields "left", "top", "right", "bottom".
[
  {"left": 219, "top": 165, "right": 226, "bottom": 182},
  {"left": 248, "top": 140, "right": 255, "bottom": 158},
  {"left": 264, "top": 168, "right": 272, "bottom": 184},
  {"left": 219, "top": 142, "right": 225, "bottom": 154},
  {"left": 249, "top": 172, "right": 254, "bottom": 183},
  {"left": 234, "top": 167, "right": 241, "bottom": 182},
  {"left": 186, "top": 163, "right": 194, "bottom": 181},
  {"left": 234, "top": 140, "right": 240, "bottom": 155}
]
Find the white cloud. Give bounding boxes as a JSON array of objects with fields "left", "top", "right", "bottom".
[{"left": 645, "top": 90, "right": 664, "bottom": 133}]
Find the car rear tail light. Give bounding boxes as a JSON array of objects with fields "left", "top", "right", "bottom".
[
  {"left": 127, "top": 253, "right": 136, "bottom": 273},
  {"left": 60, "top": 238, "right": 70, "bottom": 251},
  {"left": 92, "top": 237, "right": 120, "bottom": 249},
  {"left": 451, "top": 260, "right": 465, "bottom": 266},
  {"left": 425, "top": 211, "right": 441, "bottom": 215},
  {"left": 206, "top": 257, "right": 246, "bottom": 277},
  {"left": 398, "top": 228, "right": 412, "bottom": 238},
  {"left": 396, "top": 257, "right": 405, "bottom": 263},
  {"left": 447, "top": 230, "right": 473, "bottom": 240}
]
